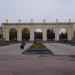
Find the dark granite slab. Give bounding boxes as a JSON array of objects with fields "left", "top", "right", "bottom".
[{"left": 22, "top": 48, "right": 53, "bottom": 55}]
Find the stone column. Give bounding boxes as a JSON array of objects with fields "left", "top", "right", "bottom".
[
  {"left": 3, "top": 26, "right": 6, "bottom": 40},
  {"left": 17, "top": 28, "right": 22, "bottom": 41},
  {"left": 68, "top": 34, "right": 71, "bottom": 40},
  {"left": 55, "top": 28, "right": 59, "bottom": 41},
  {"left": 30, "top": 29, "right": 34, "bottom": 41},
  {"left": 6, "top": 28, "right": 9, "bottom": 41},
  {"left": 70, "top": 26, "right": 74, "bottom": 40},
  {"left": 17, "top": 30, "right": 22, "bottom": 41},
  {"left": 68, "top": 29, "right": 72, "bottom": 40},
  {"left": 67, "top": 25, "right": 74, "bottom": 40},
  {"left": 43, "top": 28, "right": 47, "bottom": 41}
]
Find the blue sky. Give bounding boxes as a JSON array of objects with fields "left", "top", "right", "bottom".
[{"left": 0, "top": 0, "right": 75, "bottom": 24}]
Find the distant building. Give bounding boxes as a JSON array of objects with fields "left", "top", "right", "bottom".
[{"left": 0, "top": 26, "right": 3, "bottom": 39}]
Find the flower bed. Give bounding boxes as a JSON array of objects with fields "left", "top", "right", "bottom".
[
  {"left": 22, "top": 43, "right": 53, "bottom": 55},
  {"left": 30, "top": 43, "right": 46, "bottom": 48}
]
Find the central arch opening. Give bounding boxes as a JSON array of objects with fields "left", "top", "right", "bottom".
[
  {"left": 22, "top": 28, "right": 30, "bottom": 41},
  {"left": 34, "top": 28, "right": 43, "bottom": 40},
  {"left": 9, "top": 28, "right": 17, "bottom": 41},
  {"left": 59, "top": 28, "right": 68, "bottom": 41},
  {"left": 47, "top": 28, "right": 55, "bottom": 41}
]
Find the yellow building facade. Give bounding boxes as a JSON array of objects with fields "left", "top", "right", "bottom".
[{"left": 2, "top": 22, "right": 75, "bottom": 41}]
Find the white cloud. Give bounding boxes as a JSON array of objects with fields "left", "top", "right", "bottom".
[{"left": 0, "top": 0, "right": 75, "bottom": 23}]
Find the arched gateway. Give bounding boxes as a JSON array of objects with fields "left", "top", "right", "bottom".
[{"left": 2, "top": 22, "right": 74, "bottom": 41}]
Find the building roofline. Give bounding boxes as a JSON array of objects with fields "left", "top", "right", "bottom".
[{"left": 2, "top": 22, "right": 75, "bottom": 25}]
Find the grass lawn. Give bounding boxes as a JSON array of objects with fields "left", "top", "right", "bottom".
[{"left": 30, "top": 43, "right": 46, "bottom": 48}]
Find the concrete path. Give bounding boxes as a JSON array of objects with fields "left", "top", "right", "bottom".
[
  {"left": 0, "top": 43, "right": 32, "bottom": 55},
  {"left": 0, "top": 43, "right": 75, "bottom": 75},
  {"left": 0, "top": 54, "right": 75, "bottom": 75},
  {"left": 44, "top": 43, "right": 75, "bottom": 55},
  {"left": 0, "top": 42, "right": 75, "bottom": 55}
]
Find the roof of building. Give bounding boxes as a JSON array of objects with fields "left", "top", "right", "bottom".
[{"left": 2, "top": 22, "right": 75, "bottom": 25}]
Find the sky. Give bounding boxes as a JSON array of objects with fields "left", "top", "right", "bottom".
[{"left": 0, "top": 0, "right": 75, "bottom": 24}]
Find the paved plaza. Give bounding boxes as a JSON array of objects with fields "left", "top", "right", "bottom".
[
  {"left": 0, "top": 43, "right": 75, "bottom": 75},
  {"left": 44, "top": 43, "right": 75, "bottom": 55},
  {"left": 0, "top": 43, "right": 32, "bottom": 55}
]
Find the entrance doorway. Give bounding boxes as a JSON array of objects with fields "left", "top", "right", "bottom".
[
  {"left": 34, "top": 28, "right": 43, "bottom": 41},
  {"left": 22, "top": 28, "right": 30, "bottom": 41},
  {"left": 9, "top": 28, "right": 17, "bottom": 41},
  {"left": 59, "top": 28, "right": 68, "bottom": 41},
  {"left": 47, "top": 28, "right": 55, "bottom": 41}
]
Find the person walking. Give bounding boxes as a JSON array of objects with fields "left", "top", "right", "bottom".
[{"left": 20, "top": 40, "right": 26, "bottom": 50}]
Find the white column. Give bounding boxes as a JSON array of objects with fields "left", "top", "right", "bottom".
[
  {"left": 55, "top": 28, "right": 59, "bottom": 41},
  {"left": 68, "top": 30, "right": 71, "bottom": 40},
  {"left": 6, "top": 29, "right": 9, "bottom": 41},
  {"left": 30, "top": 29, "right": 34, "bottom": 41},
  {"left": 43, "top": 29, "right": 47, "bottom": 41},
  {"left": 68, "top": 34, "right": 71, "bottom": 40},
  {"left": 3, "top": 26, "right": 6, "bottom": 40},
  {"left": 17, "top": 29, "right": 21, "bottom": 41}
]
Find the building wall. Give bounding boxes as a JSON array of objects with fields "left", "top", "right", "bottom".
[
  {"left": 0, "top": 26, "right": 3, "bottom": 39},
  {"left": 3, "top": 23, "right": 74, "bottom": 41}
]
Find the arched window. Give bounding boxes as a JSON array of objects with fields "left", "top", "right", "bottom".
[
  {"left": 34, "top": 28, "right": 43, "bottom": 40},
  {"left": 9, "top": 28, "right": 17, "bottom": 41},
  {"left": 59, "top": 28, "right": 68, "bottom": 41},
  {"left": 22, "top": 28, "right": 30, "bottom": 40},
  {"left": 47, "top": 28, "right": 55, "bottom": 41}
]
